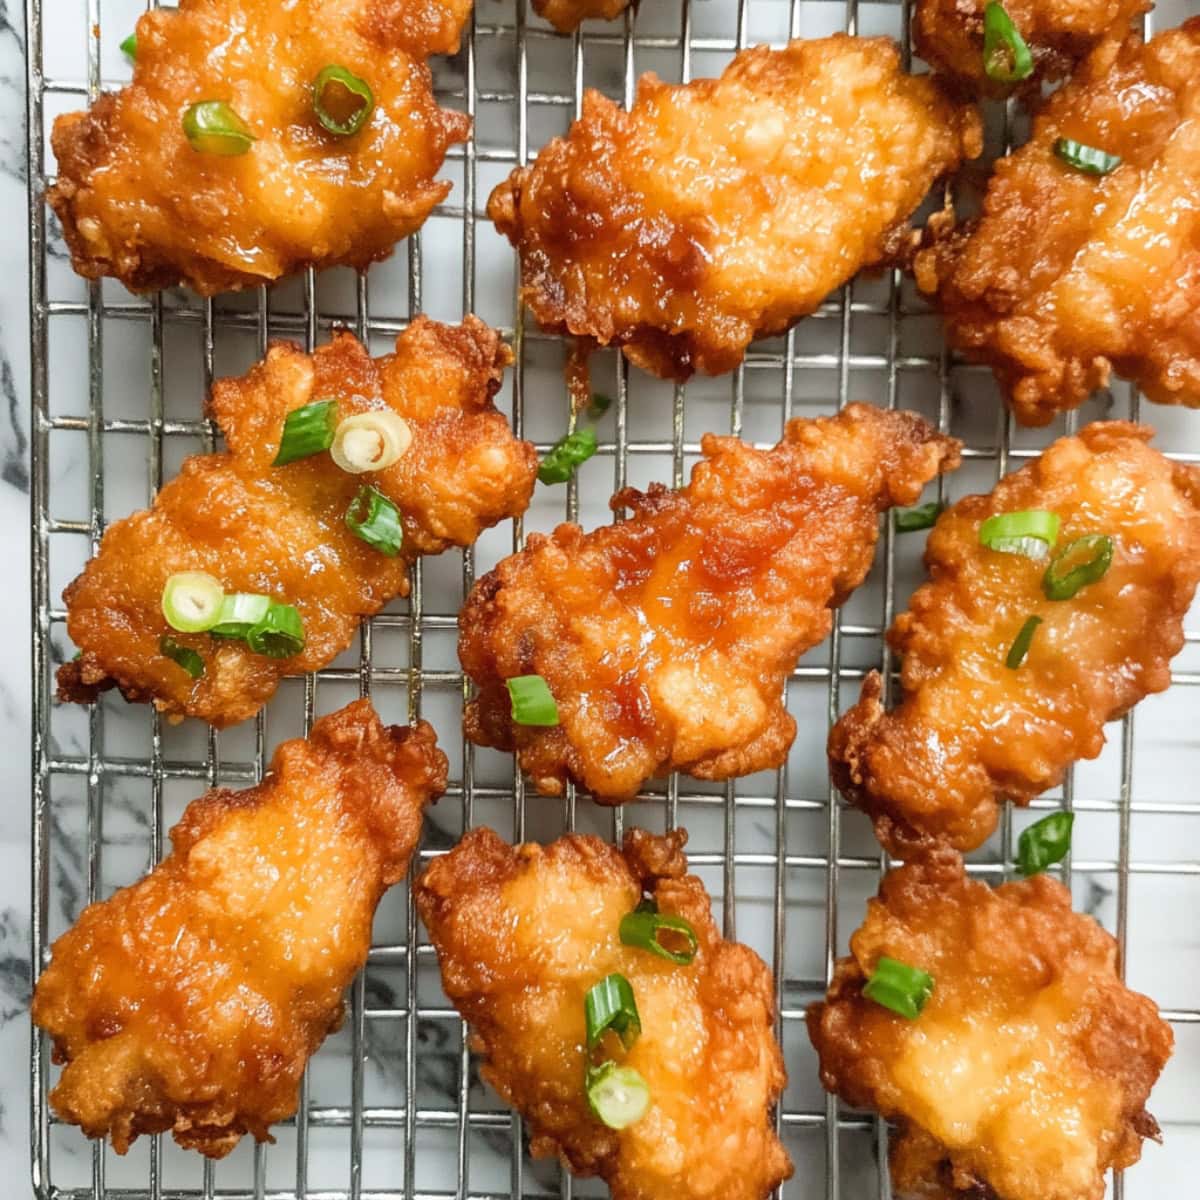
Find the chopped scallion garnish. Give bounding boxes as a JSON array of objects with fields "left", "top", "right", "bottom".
[
  {"left": 1042, "top": 534, "right": 1113, "bottom": 600},
  {"left": 584, "top": 973, "right": 641, "bottom": 1051},
  {"left": 209, "top": 592, "right": 272, "bottom": 639},
  {"left": 1005, "top": 614, "right": 1042, "bottom": 669},
  {"left": 587, "top": 393, "right": 614, "bottom": 419},
  {"left": 863, "top": 955, "right": 933, "bottom": 1020},
  {"left": 539, "top": 426, "right": 598, "bottom": 485},
  {"left": 982, "top": 1, "right": 1033, "bottom": 83},
  {"left": 182, "top": 100, "right": 256, "bottom": 156},
  {"left": 312, "top": 64, "right": 375, "bottom": 137},
  {"left": 245, "top": 603, "right": 305, "bottom": 659},
  {"left": 273, "top": 399, "right": 337, "bottom": 466},
  {"left": 120, "top": 32, "right": 137, "bottom": 61},
  {"left": 346, "top": 485, "right": 403, "bottom": 557},
  {"left": 585, "top": 1062, "right": 650, "bottom": 1130},
  {"left": 979, "top": 510, "right": 1060, "bottom": 559},
  {"left": 619, "top": 901, "right": 698, "bottom": 964},
  {"left": 1054, "top": 138, "right": 1121, "bottom": 176},
  {"left": 159, "top": 635, "right": 204, "bottom": 679},
  {"left": 894, "top": 502, "right": 943, "bottom": 533},
  {"left": 506, "top": 675, "right": 559, "bottom": 726},
  {"left": 330, "top": 411, "right": 413, "bottom": 474},
  {"left": 1017, "top": 811, "right": 1074, "bottom": 876},
  {"left": 161, "top": 571, "right": 224, "bottom": 633}
]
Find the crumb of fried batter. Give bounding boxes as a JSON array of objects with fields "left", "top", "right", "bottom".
[
  {"left": 915, "top": 20, "right": 1200, "bottom": 426},
  {"left": 57, "top": 317, "right": 536, "bottom": 727},
  {"left": 913, "top": 0, "right": 1147, "bottom": 95},
  {"left": 807, "top": 851, "right": 1173, "bottom": 1200},
  {"left": 48, "top": 0, "right": 472, "bottom": 295},
  {"left": 533, "top": 0, "right": 631, "bottom": 33},
  {"left": 31, "top": 700, "right": 447, "bottom": 1158},
  {"left": 415, "top": 826, "right": 792, "bottom": 1200},
  {"left": 488, "top": 36, "right": 980, "bottom": 400},
  {"left": 829, "top": 422, "right": 1200, "bottom": 857},
  {"left": 459, "top": 404, "right": 960, "bottom": 801}
]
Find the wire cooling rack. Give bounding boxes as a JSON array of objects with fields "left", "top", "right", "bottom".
[{"left": 26, "top": 0, "right": 1200, "bottom": 1196}]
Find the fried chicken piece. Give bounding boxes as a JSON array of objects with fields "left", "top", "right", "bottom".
[
  {"left": 914, "top": 21, "right": 1200, "bottom": 426},
  {"left": 533, "top": 0, "right": 631, "bottom": 34},
  {"left": 488, "top": 37, "right": 980, "bottom": 399},
  {"left": 415, "top": 826, "right": 791, "bottom": 1200},
  {"left": 807, "top": 852, "right": 1173, "bottom": 1200},
  {"left": 913, "top": 0, "right": 1147, "bottom": 95},
  {"left": 460, "top": 404, "right": 960, "bottom": 800},
  {"left": 830, "top": 422, "right": 1200, "bottom": 857},
  {"left": 58, "top": 317, "right": 536, "bottom": 727},
  {"left": 49, "top": 0, "right": 471, "bottom": 294},
  {"left": 31, "top": 699, "right": 448, "bottom": 1158}
]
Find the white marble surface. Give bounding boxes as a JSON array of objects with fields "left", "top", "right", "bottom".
[{"left": 7, "top": 0, "right": 1200, "bottom": 1196}]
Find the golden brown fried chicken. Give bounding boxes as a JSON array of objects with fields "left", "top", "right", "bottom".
[
  {"left": 58, "top": 317, "right": 536, "bottom": 727},
  {"left": 807, "top": 852, "right": 1173, "bottom": 1200},
  {"left": 460, "top": 404, "right": 960, "bottom": 800},
  {"left": 488, "top": 37, "right": 980, "bottom": 399},
  {"left": 830, "top": 423, "right": 1200, "bottom": 857},
  {"left": 914, "top": 21, "right": 1200, "bottom": 426},
  {"left": 415, "top": 827, "right": 791, "bottom": 1200},
  {"left": 913, "top": 0, "right": 1147, "bottom": 95},
  {"left": 31, "top": 700, "right": 448, "bottom": 1158},
  {"left": 533, "top": 0, "right": 631, "bottom": 33},
  {"left": 49, "top": 0, "right": 471, "bottom": 294}
]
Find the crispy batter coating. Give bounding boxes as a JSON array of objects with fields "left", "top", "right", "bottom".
[
  {"left": 914, "top": 21, "right": 1200, "bottom": 426},
  {"left": 830, "top": 423, "right": 1200, "bottom": 857},
  {"left": 48, "top": 0, "right": 471, "bottom": 294},
  {"left": 460, "top": 404, "right": 960, "bottom": 800},
  {"left": 31, "top": 700, "right": 448, "bottom": 1158},
  {"left": 533, "top": 0, "right": 631, "bottom": 34},
  {"left": 488, "top": 37, "right": 980, "bottom": 398},
  {"left": 913, "top": 0, "right": 1147, "bottom": 94},
  {"left": 415, "top": 827, "right": 791, "bottom": 1200},
  {"left": 58, "top": 317, "right": 536, "bottom": 727},
  {"left": 807, "top": 852, "right": 1173, "bottom": 1200}
]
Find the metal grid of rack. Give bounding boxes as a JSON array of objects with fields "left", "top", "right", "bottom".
[{"left": 26, "top": 0, "right": 1199, "bottom": 1196}]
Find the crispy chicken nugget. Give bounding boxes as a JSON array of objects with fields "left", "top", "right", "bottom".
[
  {"left": 49, "top": 0, "right": 472, "bottom": 294},
  {"left": 807, "top": 852, "right": 1173, "bottom": 1200},
  {"left": 415, "top": 826, "right": 791, "bottom": 1200},
  {"left": 914, "top": 20, "right": 1200, "bottom": 426},
  {"left": 31, "top": 699, "right": 448, "bottom": 1158},
  {"left": 488, "top": 36, "right": 980, "bottom": 399},
  {"left": 460, "top": 404, "right": 960, "bottom": 800},
  {"left": 58, "top": 317, "right": 536, "bottom": 727},
  {"left": 533, "top": 0, "right": 632, "bottom": 33},
  {"left": 830, "top": 422, "right": 1200, "bottom": 857}
]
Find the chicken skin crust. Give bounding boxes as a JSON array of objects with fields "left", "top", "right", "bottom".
[
  {"left": 806, "top": 852, "right": 1173, "bottom": 1200},
  {"left": 48, "top": 0, "right": 471, "bottom": 295},
  {"left": 488, "top": 36, "right": 980, "bottom": 397},
  {"left": 914, "top": 21, "right": 1200, "bottom": 426},
  {"left": 460, "top": 404, "right": 961, "bottom": 801},
  {"left": 415, "top": 827, "right": 791, "bottom": 1200},
  {"left": 829, "top": 422, "right": 1200, "bottom": 857},
  {"left": 57, "top": 317, "right": 536, "bottom": 727},
  {"left": 913, "top": 0, "right": 1147, "bottom": 95},
  {"left": 31, "top": 700, "right": 448, "bottom": 1159},
  {"left": 533, "top": 0, "right": 632, "bottom": 34}
]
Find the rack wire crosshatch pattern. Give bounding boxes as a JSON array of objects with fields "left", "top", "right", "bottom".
[{"left": 25, "top": 0, "right": 1200, "bottom": 1196}]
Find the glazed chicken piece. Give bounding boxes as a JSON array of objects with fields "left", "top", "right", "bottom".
[
  {"left": 415, "top": 827, "right": 791, "bottom": 1200},
  {"left": 807, "top": 852, "right": 1173, "bottom": 1200},
  {"left": 58, "top": 317, "right": 536, "bottom": 727},
  {"left": 830, "top": 422, "right": 1200, "bottom": 857},
  {"left": 31, "top": 700, "right": 448, "bottom": 1158},
  {"left": 488, "top": 36, "right": 980, "bottom": 400},
  {"left": 49, "top": 0, "right": 472, "bottom": 294},
  {"left": 914, "top": 20, "right": 1200, "bottom": 426},
  {"left": 533, "top": 0, "right": 631, "bottom": 33},
  {"left": 460, "top": 404, "right": 960, "bottom": 800}
]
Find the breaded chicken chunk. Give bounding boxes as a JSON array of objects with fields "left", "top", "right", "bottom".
[
  {"left": 534, "top": 0, "right": 631, "bottom": 34},
  {"left": 913, "top": 0, "right": 1147, "bottom": 94},
  {"left": 49, "top": 0, "right": 471, "bottom": 294},
  {"left": 58, "top": 317, "right": 536, "bottom": 727},
  {"left": 915, "top": 21, "right": 1200, "bottom": 426},
  {"left": 807, "top": 852, "right": 1173, "bottom": 1200},
  {"left": 460, "top": 405, "right": 960, "bottom": 800},
  {"left": 488, "top": 37, "right": 980, "bottom": 399},
  {"left": 31, "top": 700, "right": 448, "bottom": 1158},
  {"left": 415, "top": 827, "right": 791, "bottom": 1200},
  {"left": 830, "top": 423, "right": 1200, "bottom": 857}
]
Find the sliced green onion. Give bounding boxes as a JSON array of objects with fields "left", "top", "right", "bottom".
[
  {"left": 209, "top": 592, "right": 272, "bottom": 639},
  {"left": 587, "top": 393, "right": 614, "bottom": 419},
  {"left": 246, "top": 603, "right": 305, "bottom": 659},
  {"left": 1017, "top": 811, "right": 1075, "bottom": 877},
  {"left": 539, "top": 426, "right": 598, "bottom": 485},
  {"left": 331, "top": 411, "right": 413, "bottom": 474},
  {"left": 273, "top": 399, "right": 337, "bottom": 466},
  {"left": 1054, "top": 138, "right": 1122, "bottom": 176},
  {"left": 979, "top": 510, "right": 1060, "bottom": 559},
  {"left": 120, "top": 33, "right": 137, "bottom": 61},
  {"left": 584, "top": 973, "right": 641, "bottom": 1051},
  {"left": 161, "top": 571, "right": 224, "bottom": 633},
  {"left": 1042, "top": 534, "right": 1114, "bottom": 600},
  {"left": 312, "top": 65, "right": 374, "bottom": 137},
  {"left": 1005, "top": 614, "right": 1043, "bottom": 669},
  {"left": 346, "top": 485, "right": 403, "bottom": 557},
  {"left": 982, "top": 1, "right": 1033, "bottom": 83},
  {"left": 619, "top": 903, "right": 698, "bottom": 965},
  {"left": 585, "top": 1062, "right": 650, "bottom": 1130},
  {"left": 894, "top": 502, "right": 943, "bottom": 534},
  {"left": 159, "top": 635, "right": 204, "bottom": 679},
  {"left": 863, "top": 955, "right": 933, "bottom": 1020},
  {"left": 506, "top": 675, "right": 559, "bottom": 726},
  {"left": 182, "top": 100, "right": 256, "bottom": 156}
]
